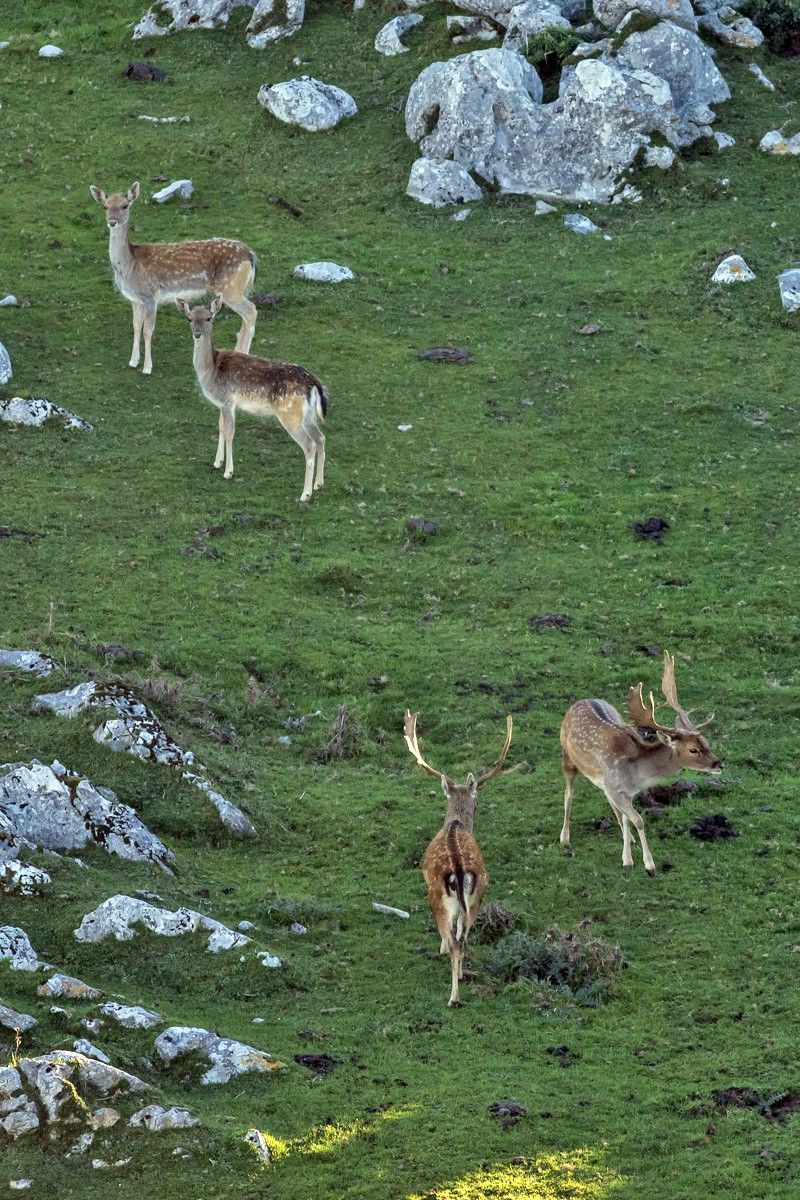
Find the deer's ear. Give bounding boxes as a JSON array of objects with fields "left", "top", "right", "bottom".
[
  {"left": 657, "top": 730, "right": 677, "bottom": 748},
  {"left": 210, "top": 294, "right": 223, "bottom": 317},
  {"left": 89, "top": 185, "right": 106, "bottom": 205},
  {"left": 127, "top": 181, "right": 140, "bottom": 202},
  {"left": 175, "top": 299, "right": 191, "bottom": 317},
  {"left": 440, "top": 776, "right": 449, "bottom": 798},
  {"left": 466, "top": 772, "right": 477, "bottom": 791}
]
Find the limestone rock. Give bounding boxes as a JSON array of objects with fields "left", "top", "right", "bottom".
[
  {"left": 0, "top": 1004, "right": 37, "bottom": 1032},
  {"left": 0, "top": 649, "right": 55, "bottom": 677},
  {"left": 778, "top": 269, "right": 800, "bottom": 313},
  {"left": 246, "top": 0, "right": 305, "bottom": 47},
  {"left": 74, "top": 894, "right": 251, "bottom": 954},
  {"left": 133, "top": 0, "right": 253, "bottom": 38},
  {"left": 644, "top": 144, "right": 676, "bottom": 168},
  {"left": 99, "top": 1002, "right": 163, "bottom": 1030},
  {"left": 594, "top": 0, "right": 696, "bottom": 30},
  {"left": 748, "top": 62, "right": 774, "bottom": 91},
  {"left": 257, "top": 77, "right": 357, "bottom": 131},
  {"left": 0, "top": 860, "right": 51, "bottom": 896},
  {"left": 15, "top": 1052, "right": 146, "bottom": 1125},
  {"left": 151, "top": 180, "right": 193, "bottom": 202},
  {"left": 129, "top": 1104, "right": 199, "bottom": 1130},
  {"left": 503, "top": 0, "right": 571, "bottom": 52},
  {"left": 38, "top": 44, "right": 64, "bottom": 57},
  {"left": 293, "top": 262, "right": 355, "bottom": 282},
  {"left": 713, "top": 130, "right": 735, "bottom": 149},
  {"left": 407, "top": 158, "right": 483, "bottom": 206},
  {"left": 73, "top": 1040, "right": 111, "bottom": 1064},
  {"left": 0, "top": 342, "right": 11, "bottom": 385},
  {"left": 0, "top": 759, "right": 175, "bottom": 874},
  {"left": 447, "top": 14, "right": 499, "bottom": 42},
  {"left": 564, "top": 212, "right": 600, "bottom": 233},
  {"left": 699, "top": 8, "right": 764, "bottom": 47},
  {"left": 759, "top": 130, "right": 800, "bottom": 156},
  {"left": 38, "top": 973, "right": 101, "bottom": 1001},
  {"left": 155, "top": 1026, "right": 286, "bottom": 1084},
  {"left": 712, "top": 254, "right": 755, "bottom": 283},
  {"left": 0, "top": 396, "right": 92, "bottom": 431},
  {"left": 375, "top": 13, "right": 423, "bottom": 55},
  {"left": 614, "top": 23, "right": 729, "bottom": 147},
  {"left": 0, "top": 927, "right": 44, "bottom": 971}
]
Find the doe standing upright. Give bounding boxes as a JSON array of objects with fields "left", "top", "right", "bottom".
[{"left": 89, "top": 181, "right": 257, "bottom": 375}]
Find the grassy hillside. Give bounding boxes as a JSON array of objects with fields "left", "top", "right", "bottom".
[{"left": 1, "top": 2, "right": 799, "bottom": 1197}]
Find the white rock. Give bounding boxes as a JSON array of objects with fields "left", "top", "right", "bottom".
[
  {"left": 257, "top": 77, "right": 357, "bottom": 132},
  {"left": 503, "top": 0, "right": 571, "bottom": 52},
  {"left": 0, "top": 860, "right": 51, "bottom": 896},
  {"left": 644, "top": 145, "right": 676, "bottom": 169},
  {"left": 133, "top": 0, "right": 306, "bottom": 45},
  {"left": 89, "top": 1106, "right": 120, "bottom": 1129},
  {"left": 407, "top": 158, "right": 483, "bottom": 207},
  {"left": 12, "top": 1052, "right": 146, "bottom": 1127},
  {"left": 257, "top": 950, "right": 282, "bottom": 968},
  {"left": 38, "top": 973, "right": 102, "bottom": 1000},
  {"left": 375, "top": 13, "right": 423, "bottom": 55},
  {"left": 154, "top": 1026, "right": 286, "bottom": 1084},
  {"left": 138, "top": 114, "right": 190, "bottom": 123},
  {"left": 447, "top": 15, "right": 498, "bottom": 43},
  {"left": 74, "top": 894, "right": 251, "bottom": 954},
  {"left": 0, "top": 342, "right": 11, "bottom": 385},
  {"left": 451, "top": 208, "right": 472, "bottom": 221},
  {"left": 564, "top": 213, "right": 599, "bottom": 234},
  {"left": 535, "top": 200, "right": 557, "bottom": 214},
  {"left": 99, "top": 1002, "right": 162, "bottom": 1030},
  {"left": 9, "top": 1183, "right": 33, "bottom": 1191},
  {"left": 290, "top": 921, "right": 307, "bottom": 935},
  {"left": 398, "top": 423, "right": 413, "bottom": 432},
  {"left": 0, "top": 42, "right": 10, "bottom": 51},
  {"left": 73, "top": 1040, "right": 111, "bottom": 1065},
  {"left": 0, "top": 649, "right": 55, "bottom": 677},
  {"left": 748, "top": 62, "right": 774, "bottom": 91},
  {"left": 0, "top": 294, "right": 17, "bottom": 306},
  {"left": 0, "top": 1004, "right": 37, "bottom": 1032},
  {"left": 65, "top": 1132, "right": 94, "bottom": 1157},
  {"left": 151, "top": 179, "right": 193, "bottom": 203},
  {"left": 372, "top": 902, "right": 409, "bottom": 919},
  {"left": 129, "top": 1104, "right": 199, "bottom": 1131},
  {"left": 759, "top": 130, "right": 800, "bottom": 156},
  {"left": 0, "top": 927, "right": 43, "bottom": 971},
  {"left": 238, "top": 919, "right": 256, "bottom": 932},
  {"left": 712, "top": 254, "right": 755, "bottom": 284},
  {"left": 293, "top": 262, "right": 355, "bottom": 282},
  {"left": 699, "top": 9, "right": 764, "bottom": 48},
  {"left": 245, "top": 1128, "right": 271, "bottom": 1161},
  {"left": 0, "top": 396, "right": 91, "bottom": 430},
  {"left": 778, "top": 269, "right": 800, "bottom": 313},
  {"left": 38, "top": 44, "right": 64, "bottom": 57},
  {"left": 81, "top": 1018, "right": 105, "bottom": 1034},
  {"left": 713, "top": 131, "right": 735, "bottom": 149}
]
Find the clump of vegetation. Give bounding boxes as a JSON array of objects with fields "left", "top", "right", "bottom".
[
  {"left": 471, "top": 901, "right": 518, "bottom": 944},
  {"left": 256, "top": 894, "right": 341, "bottom": 928},
  {"left": 314, "top": 703, "right": 365, "bottom": 762},
  {"left": 740, "top": 0, "right": 800, "bottom": 54},
  {"left": 486, "top": 924, "right": 627, "bottom": 1005}
]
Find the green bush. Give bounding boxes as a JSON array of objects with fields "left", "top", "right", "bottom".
[
  {"left": 741, "top": 0, "right": 800, "bottom": 52},
  {"left": 486, "top": 925, "right": 627, "bottom": 1006}
]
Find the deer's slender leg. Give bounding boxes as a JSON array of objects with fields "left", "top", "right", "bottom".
[
  {"left": 560, "top": 752, "right": 578, "bottom": 847},
  {"left": 213, "top": 409, "right": 225, "bottom": 470},
  {"left": 448, "top": 943, "right": 463, "bottom": 1007},
  {"left": 306, "top": 420, "right": 326, "bottom": 490},
  {"left": 221, "top": 406, "right": 236, "bottom": 479},
  {"left": 283, "top": 424, "right": 316, "bottom": 503},
  {"left": 129, "top": 302, "right": 144, "bottom": 369},
  {"left": 609, "top": 791, "right": 655, "bottom": 876},
  {"left": 225, "top": 294, "right": 257, "bottom": 354},
  {"left": 141, "top": 302, "right": 157, "bottom": 375}
]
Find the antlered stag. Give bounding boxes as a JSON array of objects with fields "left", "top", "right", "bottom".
[
  {"left": 404, "top": 711, "right": 519, "bottom": 1006},
  {"left": 560, "top": 651, "right": 723, "bottom": 875}
]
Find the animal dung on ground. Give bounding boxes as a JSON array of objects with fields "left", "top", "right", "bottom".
[
  {"left": 294, "top": 1053, "right": 338, "bottom": 1075},
  {"left": 631, "top": 516, "right": 670, "bottom": 542},
  {"left": 689, "top": 813, "right": 739, "bottom": 840},
  {"left": 405, "top": 516, "right": 441, "bottom": 537},
  {"left": 713, "top": 1088, "right": 800, "bottom": 1120},
  {"left": 417, "top": 346, "right": 470, "bottom": 365},
  {"left": 268, "top": 195, "right": 303, "bottom": 218},
  {"left": 250, "top": 291, "right": 282, "bottom": 307},
  {"left": 125, "top": 61, "right": 167, "bottom": 81},
  {"left": 528, "top": 613, "right": 571, "bottom": 631},
  {"left": 487, "top": 1099, "right": 527, "bottom": 1128}
]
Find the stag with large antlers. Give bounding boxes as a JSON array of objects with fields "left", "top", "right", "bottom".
[
  {"left": 560, "top": 652, "right": 722, "bottom": 875},
  {"left": 404, "top": 711, "right": 519, "bottom": 1006}
]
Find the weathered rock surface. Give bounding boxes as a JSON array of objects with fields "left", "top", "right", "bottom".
[
  {"left": 99, "top": 1002, "right": 162, "bottom": 1030},
  {"left": 155, "top": 1026, "right": 286, "bottom": 1084},
  {"left": 375, "top": 12, "right": 423, "bottom": 55},
  {"left": 0, "top": 1004, "right": 37, "bottom": 1032},
  {"left": 712, "top": 254, "right": 755, "bottom": 283},
  {"left": 407, "top": 158, "right": 483, "bottom": 206},
  {"left": 594, "top": 0, "right": 696, "bottom": 30},
  {"left": 129, "top": 1104, "right": 199, "bottom": 1130},
  {"left": 0, "top": 396, "right": 92, "bottom": 430},
  {"left": 0, "top": 759, "right": 175, "bottom": 874},
  {"left": 257, "top": 77, "right": 357, "bottom": 131},
  {"left": 748, "top": 62, "right": 774, "bottom": 91},
  {"left": 152, "top": 179, "right": 193, "bottom": 202},
  {"left": 614, "top": 23, "right": 729, "bottom": 146},
  {"left": 38, "top": 973, "right": 102, "bottom": 1001},
  {"left": 698, "top": 7, "right": 764, "bottom": 47},
  {"left": 760, "top": 130, "right": 800, "bottom": 156},
  {"left": 293, "top": 261, "right": 355, "bottom": 282},
  {"left": 447, "top": 14, "right": 498, "bottom": 42},
  {"left": 503, "top": 0, "right": 571, "bottom": 51},
  {"left": 564, "top": 212, "right": 600, "bottom": 233},
  {"left": 246, "top": 0, "right": 305, "bottom": 47},
  {"left": 0, "top": 860, "right": 51, "bottom": 895},
  {"left": 644, "top": 144, "right": 676, "bottom": 168},
  {"left": 38, "top": 44, "right": 64, "bottom": 57},
  {"left": 778, "top": 269, "right": 800, "bottom": 313},
  {"left": 74, "top": 894, "right": 251, "bottom": 953},
  {"left": 133, "top": 0, "right": 305, "bottom": 45},
  {"left": 73, "top": 1040, "right": 111, "bottom": 1064},
  {"left": 32, "top": 682, "right": 256, "bottom": 838},
  {"left": 0, "top": 927, "right": 44, "bottom": 971},
  {"left": 0, "top": 342, "right": 11, "bottom": 385},
  {"left": 0, "top": 649, "right": 56, "bottom": 677},
  {"left": 1, "top": 1052, "right": 146, "bottom": 1140}
]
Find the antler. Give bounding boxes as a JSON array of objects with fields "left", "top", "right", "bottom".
[
  {"left": 660, "top": 650, "right": 714, "bottom": 732},
  {"left": 475, "top": 715, "right": 521, "bottom": 788},
  {"left": 627, "top": 682, "right": 670, "bottom": 732},
  {"left": 403, "top": 711, "right": 451, "bottom": 786}
]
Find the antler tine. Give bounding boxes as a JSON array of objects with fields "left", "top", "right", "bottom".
[
  {"left": 475, "top": 715, "right": 521, "bottom": 787},
  {"left": 403, "top": 710, "right": 450, "bottom": 784},
  {"left": 660, "top": 650, "right": 711, "bottom": 733},
  {"left": 628, "top": 682, "right": 659, "bottom": 729}
]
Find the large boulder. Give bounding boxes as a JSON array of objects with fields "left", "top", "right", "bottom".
[
  {"left": 594, "top": 0, "right": 696, "bottom": 30},
  {"left": 155, "top": 1026, "right": 286, "bottom": 1084},
  {"left": 73, "top": 894, "right": 251, "bottom": 953},
  {"left": 502, "top": 1, "right": 571, "bottom": 51},
  {"left": 257, "top": 77, "right": 357, "bottom": 131},
  {"left": 614, "top": 23, "right": 730, "bottom": 146},
  {"left": 133, "top": 0, "right": 305, "bottom": 45},
  {"left": 406, "top": 158, "right": 484, "bottom": 206}
]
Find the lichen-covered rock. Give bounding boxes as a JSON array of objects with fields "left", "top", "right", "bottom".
[
  {"left": 155, "top": 1026, "right": 286, "bottom": 1084},
  {"left": 594, "top": 0, "right": 696, "bottom": 30},
  {"left": 133, "top": 0, "right": 251, "bottom": 38},
  {"left": 99, "top": 1002, "right": 162, "bottom": 1030},
  {"left": 614, "top": 23, "right": 729, "bottom": 146},
  {"left": 0, "top": 1004, "right": 37, "bottom": 1033},
  {"left": 0, "top": 396, "right": 92, "bottom": 431},
  {"left": 712, "top": 254, "right": 755, "bottom": 283},
  {"left": 760, "top": 130, "right": 800, "bottom": 156},
  {"left": 502, "top": 0, "right": 571, "bottom": 52},
  {"left": 257, "top": 77, "right": 357, "bottom": 131},
  {"left": 406, "top": 158, "right": 484, "bottom": 206},
  {"left": 293, "top": 262, "right": 356, "bottom": 282},
  {"left": 0, "top": 342, "right": 12, "bottom": 385},
  {"left": 246, "top": 0, "right": 305, "bottom": 47},
  {"left": 644, "top": 144, "right": 676, "bottom": 168},
  {"left": 375, "top": 12, "right": 423, "bottom": 55},
  {"left": 14, "top": 1052, "right": 146, "bottom": 1126},
  {"left": 73, "top": 1040, "right": 111, "bottom": 1064},
  {"left": 447, "top": 14, "right": 499, "bottom": 42},
  {"left": 0, "top": 860, "right": 51, "bottom": 896},
  {"left": 778, "top": 269, "right": 800, "bottom": 313},
  {"left": 453, "top": 0, "right": 585, "bottom": 19},
  {"left": 129, "top": 1104, "right": 199, "bottom": 1130},
  {"left": 74, "top": 894, "right": 251, "bottom": 953},
  {"left": 38, "top": 973, "right": 102, "bottom": 1001},
  {"left": 698, "top": 7, "right": 764, "bottom": 47},
  {"left": 0, "top": 927, "right": 44, "bottom": 972},
  {"left": 0, "top": 759, "right": 175, "bottom": 874},
  {"left": 0, "top": 649, "right": 56, "bottom": 677}
]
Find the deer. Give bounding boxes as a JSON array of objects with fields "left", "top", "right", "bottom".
[
  {"left": 560, "top": 651, "right": 723, "bottom": 876},
  {"left": 89, "top": 181, "right": 258, "bottom": 376},
  {"left": 175, "top": 296, "right": 327, "bottom": 501},
  {"left": 403, "top": 711, "right": 519, "bottom": 1007}
]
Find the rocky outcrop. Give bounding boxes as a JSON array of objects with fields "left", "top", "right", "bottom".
[
  {"left": 1, "top": 1052, "right": 146, "bottom": 1139},
  {"left": 0, "top": 927, "right": 45, "bottom": 971},
  {"left": 0, "top": 649, "right": 56, "bottom": 677},
  {"left": 594, "top": 0, "right": 696, "bottom": 31},
  {"left": 257, "top": 78, "right": 357, "bottom": 131},
  {"left": 155, "top": 1026, "right": 286, "bottom": 1084},
  {"left": 73, "top": 894, "right": 251, "bottom": 953},
  {"left": 0, "top": 759, "right": 175, "bottom": 874},
  {"left": 132, "top": 0, "right": 305, "bottom": 46},
  {"left": 0, "top": 397, "right": 92, "bottom": 430}
]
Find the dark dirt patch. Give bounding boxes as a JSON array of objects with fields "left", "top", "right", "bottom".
[
  {"left": 472, "top": 902, "right": 517, "bottom": 944},
  {"left": 713, "top": 1088, "right": 800, "bottom": 1121},
  {"left": 0, "top": 525, "right": 41, "bottom": 543},
  {"left": 268, "top": 195, "right": 302, "bottom": 218},
  {"left": 418, "top": 346, "right": 470, "bottom": 365},
  {"left": 632, "top": 516, "right": 670, "bottom": 542},
  {"left": 93, "top": 642, "right": 145, "bottom": 664},
  {"left": 250, "top": 292, "right": 282, "bottom": 308},
  {"left": 294, "top": 1053, "right": 338, "bottom": 1075},
  {"left": 636, "top": 643, "right": 661, "bottom": 657},
  {"left": 529, "top": 613, "right": 571, "bottom": 632},
  {"left": 405, "top": 517, "right": 441, "bottom": 537},
  {"left": 639, "top": 780, "right": 698, "bottom": 810},
  {"left": 591, "top": 816, "right": 614, "bottom": 833},
  {"left": 546, "top": 1044, "right": 580, "bottom": 1067},
  {"left": 487, "top": 1099, "right": 527, "bottom": 1128},
  {"left": 690, "top": 813, "right": 739, "bottom": 840},
  {"left": 125, "top": 62, "right": 167, "bottom": 81}
]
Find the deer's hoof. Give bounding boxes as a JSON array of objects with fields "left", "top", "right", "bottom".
[
  {"left": 447, "top": 998, "right": 463, "bottom": 1009},
  {"left": 646, "top": 867, "right": 656, "bottom": 878},
  {"left": 141, "top": 367, "right": 152, "bottom": 377},
  {"left": 299, "top": 494, "right": 311, "bottom": 504},
  {"left": 223, "top": 471, "right": 233, "bottom": 481}
]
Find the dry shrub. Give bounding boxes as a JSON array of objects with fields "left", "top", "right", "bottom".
[
  {"left": 472, "top": 902, "right": 518, "bottom": 944},
  {"left": 486, "top": 922, "right": 627, "bottom": 1005}
]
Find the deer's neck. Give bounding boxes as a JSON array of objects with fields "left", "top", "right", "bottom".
[
  {"left": 443, "top": 801, "right": 474, "bottom": 835},
  {"left": 192, "top": 334, "right": 217, "bottom": 385},
  {"left": 631, "top": 742, "right": 684, "bottom": 791},
  {"left": 108, "top": 222, "right": 135, "bottom": 278}
]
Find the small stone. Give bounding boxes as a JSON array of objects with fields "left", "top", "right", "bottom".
[
  {"left": 564, "top": 213, "right": 599, "bottom": 235},
  {"left": 152, "top": 179, "right": 193, "bottom": 203},
  {"left": 73, "top": 1039, "right": 111, "bottom": 1064},
  {"left": 778, "top": 269, "right": 800, "bottom": 314},
  {"left": 245, "top": 1128, "right": 272, "bottom": 1162},
  {"left": 257, "top": 951, "right": 282, "bottom": 968},
  {"left": 89, "top": 1107, "right": 120, "bottom": 1129},
  {"left": 238, "top": 920, "right": 256, "bottom": 932},
  {"left": 0, "top": 294, "right": 17, "bottom": 306},
  {"left": 0, "top": 342, "right": 11, "bottom": 385},
  {"left": 759, "top": 130, "right": 800, "bottom": 156},
  {"left": 293, "top": 261, "right": 355, "bottom": 282},
  {"left": 0, "top": 1004, "right": 37, "bottom": 1032},
  {"left": 38, "top": 973, "right": 101, "bottom": 1001},
  {"left": 407, "top": 157, "right": 482, "bottom": 207},
  {"left": 277, "top": 735, "right": 292, "bottom": 747},
  {"left": 535, "top": 200, "right": 557, "bottom": 215},
  {"left": 99, "top": 1002, "right": 162, "bottom": 1030},
  {"left": 397, "top": 424, "right": 413, "bottom": 432},
  {"left": 644, "top": 145, "right": 676, "bottom": 169},
  {"left": 38, "top": 44, "right": 64, "bottom": 57},
  {"left": 375, "top": 13, "right": 423, "bottom": 56},
  {"left": 290, "top": 922, "right": 308, "bottom": 935},
  {"left": 451, "top": 208, "right": 471, "bottom": 221},
  {"left": 712, "top": 254, "right": 755, "bottom": 284},
  {"left": 748, "top": 62, "right": 774, "bottom": 91},
  {"left": 713, "top": 131, "right": 735, "bottom": 149},
  {"left": 129, "top": 1104, "right": 199, "bottom": 1131},
  {"left": 9, "top": 1183, "right": 33, "bottom": 1191}
]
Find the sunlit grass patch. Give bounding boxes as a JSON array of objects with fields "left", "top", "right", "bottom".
[{"left": 407, "top": 1148, "right": 623, "bottom": 1200}]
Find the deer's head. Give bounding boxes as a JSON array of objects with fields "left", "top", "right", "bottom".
[
  {"left": 89, "top": 181, "right": 139, "bottom": 230},
  {"left": 175, "top": 295, "right": 223, "bottom": 340},
  {"left": 628, "top": 651, "right": 723, "bottom": 773}
]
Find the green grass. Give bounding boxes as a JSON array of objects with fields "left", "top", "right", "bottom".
[{"left": 1, "top": 2, "right": 799, "bottom": 1197}]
